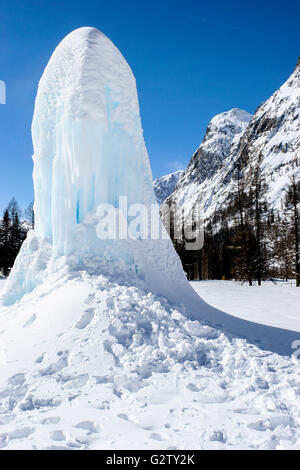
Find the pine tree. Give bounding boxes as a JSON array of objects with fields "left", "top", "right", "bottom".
[
  {"left": 0, "top": 198, "right": 26, "bottom": 275},
  {"left": 0, "top": 209, "right": 11, "bottom": 276},
  {"left": 270, "top": 214, "right": 293, "bottom": 281},
  {"left": 25, "top": 201, "right": 35, "bottom": 229},
  {"left": 235, "top": 166, "right": 255, "bottom": 285},
  {"left": 8, "top": 197, "right": 22, "bottom": 221},
  {"left": 286, "top": 174, "right": 300, "bottom": 286},
  {"left": 250, "top": 162, "right": 268, "bottom": 285}
]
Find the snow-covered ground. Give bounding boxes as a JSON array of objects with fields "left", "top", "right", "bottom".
[
  {"left": 191, "top": 280, "right": 300, "bottom": 333},
  {"left": 0, "top": 273, "right": 299, "bottom": 450}
]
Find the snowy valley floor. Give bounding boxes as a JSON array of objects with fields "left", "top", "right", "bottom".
[
  {"left": 191, "top": 280, "right": 300, "bottom": 333},
  {"left": 0, "top": 276, "right": 299, "bottom": 450}
]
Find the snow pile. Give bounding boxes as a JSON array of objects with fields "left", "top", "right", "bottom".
[{"left": 0, "top": 273, "right": 299, "bottom": 449}]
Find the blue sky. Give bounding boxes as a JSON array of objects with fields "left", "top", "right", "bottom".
[{"left": 0, "top": 0, "right": 299, "bottom": 214}]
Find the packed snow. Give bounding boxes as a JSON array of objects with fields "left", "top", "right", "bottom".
[
  {"left": 0, "top": 274, "right": 299, "bottom": 449},
  {"left": 0, "top": 27, "right": 299, "bottom": 450}
]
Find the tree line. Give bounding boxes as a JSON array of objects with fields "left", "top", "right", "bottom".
[
  {"left": 0, "top": 162, "right": 299, "bottom": 287},
  {"left": 169, "top": 158, "right": 300, "bottom": 286},
  {"left": 0, "top": 198, "right": 34, "bottom": 276}
]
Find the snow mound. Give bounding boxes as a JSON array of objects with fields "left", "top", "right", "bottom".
[{"left": 0, "top": 272, "right": 299, "bottom": 449}]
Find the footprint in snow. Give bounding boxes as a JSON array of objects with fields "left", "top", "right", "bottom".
[
  {"left": 117, "top": 413, "right": 129, "bottom": 421},
  {"left": 40, "top": 416, "right": 61, "bottom": 425},
  {"left": 209, "top": 431, "right": 226, "bottom": 443},
  {"left": 8, "top": 373, "right": 26, "bottom": 386},
  {"left": 150, "top": 433, "right": 162, "bottom": 441},
  {"left": 74, "top": 421, "right": 99, "bottom": 434},
  {"left": 94, "top": 375, "right": 110, "bottom": 385},
  {"left": 63, "top": 374, "right": 89, "bottom": 389},
  {"left": 248, "top": 415, "right": 293, "bottom": 432},
  {"left": 0, "top": 374, "right": 28, "bottom": 403},
  {"left": 50, "top": 430, "right": 65, "bottom": 442},
  {"left": 3, "top": 427, "right": 33, "bottom": 442},
  {"left": 186, "top": 383, "right": 200, "bottom": 392},
  {"left": 233, "top": 407, "right": 253, "bottom": 414},
  {"left": 19, "top": 395, "right": 61, "bottom": 411},
  {"left": 75, "top": 309, "right": 94, "bottom": 329},
  {"left": 22, "top": 314, "right": 36, "bottom": 328},
  {"left": 39, "top": 354, "right": 68, "bottom": 376},
  {"left": 35, "top": 354, "right": 44, "bottom": 363},
  {"left": 0, "top": 414, "right": 16, "bottom": 425},
  {"left": 85, "top": 294, "right": 95, "bottom": 305}
]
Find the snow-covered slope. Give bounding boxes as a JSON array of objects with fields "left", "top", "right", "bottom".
[
  {"left": 153, "top": 170, "right": 184, "bottom": 205},
  {"left": 181, "top": 108, "right": 252, "bottom": 186},
  {"left": 163, "top": 108, "right": 252, "bottom": 219},
  {"left": 234, "top": 57, "right": 300, "bottom": 210},
  {"left": 165, "top": 58, "right": 300, "bottom": 222}
]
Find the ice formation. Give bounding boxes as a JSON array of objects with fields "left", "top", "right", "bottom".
[
  {"left": 0, "top": 29, "right": 298, "bottom": 450},
  {"left": 1, "top": 27, "right": 197, "bottom": 306}
]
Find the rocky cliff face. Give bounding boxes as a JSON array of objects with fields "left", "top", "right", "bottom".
[
  {"left": 181, "top": 108, "right": 252, "bottom": 186},
  {"left": 157, "top": 58, "right": 300, "bottom": 223},
  {"left": 233, "top": 57, "right": 300, "bottom": 210},
  {"left": 153, "top": 170, "right": 184, "bottom": 205},
  {"left": 162, "top": 108, "right": 252, "bottom": 220}
]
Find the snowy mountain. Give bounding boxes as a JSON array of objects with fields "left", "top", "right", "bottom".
[
  {"left": 163, "top": 59, "right": 300, "bottom": 223},
  {"left": 181, "top": 108, "right": 252, "bottom": 185},
  {"left": 233, "top": 57, "right": 300, "bottom": 210},
  {"left": 153, "top": 170, "right": 184, "bottom": 205},
  {"left": 161, "top": 108, "right": 252, "bottom": 219}
]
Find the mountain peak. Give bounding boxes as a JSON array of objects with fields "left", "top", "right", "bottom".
[
  {"left": 214, "top": 107, "right": 252, "bottom": 122},
  {"left": 206, "top": 108, "right": 252, "bottom": 142},
  {"left": 183, "top": 108, "right": 252, "bottom": 183},
  {"left": 153, "top": 170, "right": 184, "bottom": 205}
]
